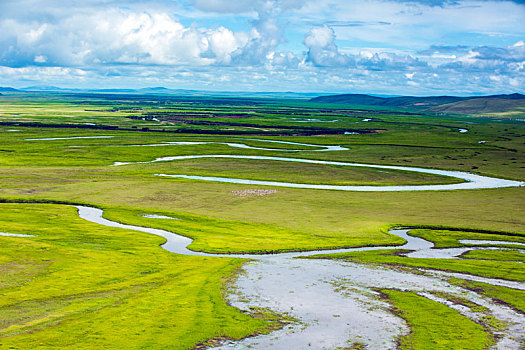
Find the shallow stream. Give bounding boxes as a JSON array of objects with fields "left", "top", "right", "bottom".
[
  {"left": 76, "top": 206, "right": 525, "bottom": 350},
  {"left": 113, "top": 154, "right": 524, "bottom": 191},
  {"left": 28, "top": 136, "right": 525, "bottom": 191},
  {"left": 18, "top": 135, "right": 525, "bottom": 347}
]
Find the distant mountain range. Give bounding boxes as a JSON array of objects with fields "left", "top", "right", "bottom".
[
  {"left": 0, "top": 86, "right": 325, "bottom": 99},
  {"left": 1, "top": 85, "right": 523, "bottom": 115},
  {"left": 310, "top": 93, "right": 525, "bottom": 115},
  {"left": 0, "top": 87, "right": 20, "bottom": 92}
]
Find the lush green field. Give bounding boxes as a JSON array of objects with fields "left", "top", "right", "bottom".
[
  {"left": 461, "top": 249, "right": 525, "bottom": 263},
  {"left": 0, "top": 203, "right": 278, "bottom": 349},
  {"left": 0, "top": 92, "right": 524, "bottom": 349},
  {"left": 408, "top": 229, "right": 525, "bottom": 248},
  {"left": 381, "top": 290, "right": 494, "bottom": 350},
  {"left": 130, "top": 157, "right": 465, "bottom": 186}
]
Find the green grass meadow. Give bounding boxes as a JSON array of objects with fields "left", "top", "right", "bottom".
[
  {"left": 382, "top": 290, "right": 494, "bottom": 350},
  {"left": 0, "top": 203, "right": 277, "bottom": 349},
  {"left": 0, "top": 93, "right": 524, "bottom": 349}
]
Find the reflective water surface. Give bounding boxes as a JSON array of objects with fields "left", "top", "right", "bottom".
[{"left": 76, "top": 206, "right": 525, "bottom": 350}]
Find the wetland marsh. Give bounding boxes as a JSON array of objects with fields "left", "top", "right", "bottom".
[{"left": 0, "top": 92, "right": 524, "bottom": 349}]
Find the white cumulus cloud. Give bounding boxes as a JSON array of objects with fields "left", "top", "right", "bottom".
[{"left": 304, "top": 26, "right": 354, "bottom": 67}]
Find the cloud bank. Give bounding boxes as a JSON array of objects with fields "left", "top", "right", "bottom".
[{"left": 0, "top": 0, "right": 523, "bottom": 94}]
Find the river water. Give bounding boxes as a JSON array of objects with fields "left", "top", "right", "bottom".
[
  {"left": 111, "top": 154, "right": 524, "bottom": 191},
  {"left": 76, "top": 206, "right": 525, "bottom": 350},
  {"left": 30, "top": 136, "right": 525, "bottom": 191},
  {"left": 20, "top": 135, "right": 525, "bottom": 347}
]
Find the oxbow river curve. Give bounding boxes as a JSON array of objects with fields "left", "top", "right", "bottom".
[
  {"left": 112, "top": 154, "right": 524, "bottom": 191},
  {"left": 21, "top": 136, "right": 525, "bottom": 348},
  {"left": 28, "top": 136, "right": 525, "bottom": 191}
]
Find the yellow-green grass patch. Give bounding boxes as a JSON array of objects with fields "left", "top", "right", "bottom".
[
  {"left": 0, "top": 203, "right": 276, "bottom": 349},
  {"left": 382, "top": 290, "right": 494, "bottom": 350}
]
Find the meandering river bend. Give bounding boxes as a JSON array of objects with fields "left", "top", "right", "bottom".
[
  {"left": 76, "top": 206, "right": 525, "bottom": 350},
  {"left": 23, "top": 136, "right": 525, "bottom": 348}
]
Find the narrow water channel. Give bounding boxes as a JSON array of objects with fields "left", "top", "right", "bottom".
[
  {"left": 29, "top": 135, "right": 525, "bottom": 191},
  {"left": 76, "top": 206, "right": 525, "bottom": 350},
  {"left": 18, "top": 132, "right": 525, "bottom": 348},
  {"left": 111, "top": 154, "right": 524, "bottom": 191},
  {"left": 39, "top": 135, "right": 521, "bottom": 191}
]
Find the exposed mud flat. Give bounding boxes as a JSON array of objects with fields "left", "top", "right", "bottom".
[
  {"left": 459, "top": 239, "right": 525, "bottom": 247},
  {"left": 75, "top": 206, "right": 525, "bottom": 350},
  {"left": 216, "top": 258, "right": 525, "bottom": 350}
]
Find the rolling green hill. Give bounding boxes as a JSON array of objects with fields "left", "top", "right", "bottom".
[
  {"left": 428, "top": 97, "right": 525, "bottom": 115},
  {"left": 310, "top": 93, "right": 525, "bottom": 116}
]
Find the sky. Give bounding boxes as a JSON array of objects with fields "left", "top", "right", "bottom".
[{"left": 0, "top": 0, "right": 524, "bottom": 95}]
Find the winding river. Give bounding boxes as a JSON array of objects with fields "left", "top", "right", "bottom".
[
  {"left": 30, "top": 135, "right": 525, "bottom": 191},
  {"left": 26, "top": 136, "right": 116, "bottom": 141},
  {"left": 112, "top": 155, "right": 524, "bottom": 191},
  {"left": 88, "top": 137, "right": 522, "bottom": 191},
  {"left": 76, "top": 205, "right": 525, "bottom": 350},
  {"left": 110, "top": 140, "right": 347, "bottom": 152},
  {"left": 45, "top": 137, "right": 349, "bottom": 152},
  {"left": 22, "top": 136, "right": 525, "bottom": 348}
]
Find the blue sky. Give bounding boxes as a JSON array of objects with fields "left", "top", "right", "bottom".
[{"left": 0, "top": 0, "right": 523, "bottom": 95}]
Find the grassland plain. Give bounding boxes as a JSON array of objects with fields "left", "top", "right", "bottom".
[
  {"left": 0, "top": 203, "right": 280, "bottom": 349},
  {"left": 461, "top": 250, "right": 525, "bottom": 262},
  {"left": 0, "top": 92, "right": 524, "bottom": 349}
]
